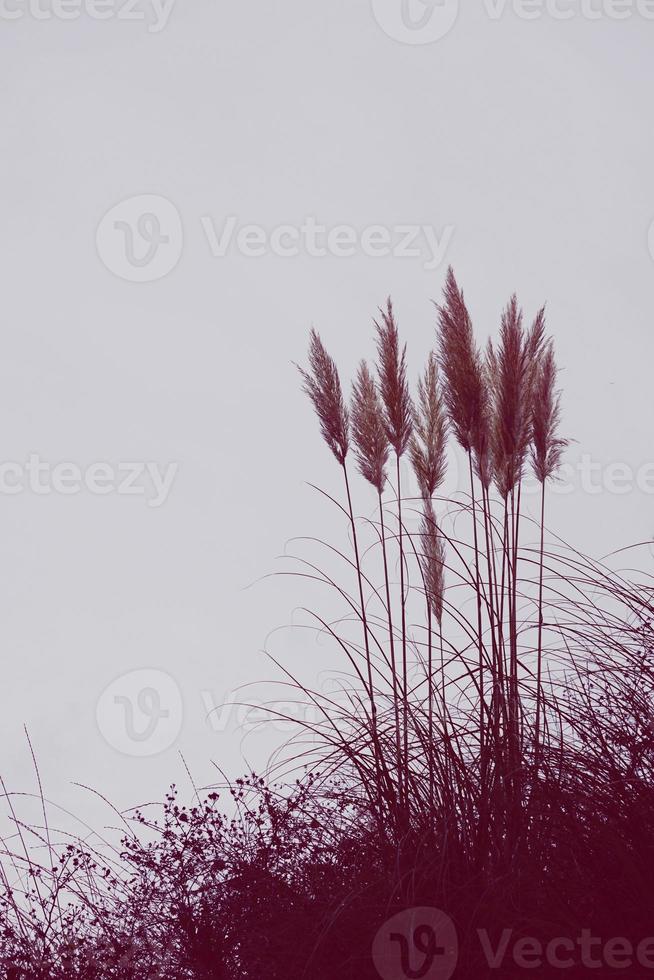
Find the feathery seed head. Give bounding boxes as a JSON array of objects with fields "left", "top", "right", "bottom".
[
  {"left": 351, "top": 361, "right": 389, "bottom": 494},
  {"left": 436, "top": 267, "right": 490, "bottom": 485},
  {"left": 375, "top": 299, "right": 413, "bottom": 458},
  {"left": 298, "top": 329, "right": 350, "bottom": 466},
  {"left": 410, "top": 353, "right": 448, "bottom": 500},
  {"left": 531, "top": 340, "right": 568, "bottom": 483},
  {"left": 487, "top": 298, "right": 546, "bottom": 497},
  {"left": 420, "top": 500, "right": 446, "bottom": 625}
]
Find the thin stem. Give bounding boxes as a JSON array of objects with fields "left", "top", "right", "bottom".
[
  {"left": 439, "top": 620, "right": 447, "bottom": 791},
  {"left": 482, "top": 483, "right": 502, "bottom": 748},
  {"left": 379, "top": 490, "right": 402, "bottom": 804},
  {"left": 534, "top": 480, "right": 546, "bottom": 776},
  {"left": 396, "top": 452, "right": 408, "bottom": 808},
  {"left": 513, "top": 481, "right": 523, "bottom": 746},
  {"left": 427, "top": 603, "right": 434, "bottom": 824},
  {"left": 468, "top": 452, "right": 485, "bottom": 757}
]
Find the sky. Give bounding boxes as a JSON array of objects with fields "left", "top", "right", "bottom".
[{"left": 1, "top": 0, "right": 653, "bottom": 827}]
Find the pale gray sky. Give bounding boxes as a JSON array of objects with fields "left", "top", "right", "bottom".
[{"left": 1, "top": 0, "right": 653, "bottom": 821}]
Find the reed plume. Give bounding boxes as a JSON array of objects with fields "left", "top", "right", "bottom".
[
  {"left": 436, "top": 267, "right": 489, "bottom": 485},
  {"left": 531, "top": 339, "right": 568, "bottom": 484},
  {"left": 420, "top": 500, "right": 445, "bottom": 626},
  {"left": 351, "top": 361, "right": 389, "bottom": 494},
  {"left": 375, "top": 299, "right": 413, "bottom": 457},
  {"left": 410, "top": 353, "right": 448, "bottom": 500},
  {"left": 486, "top": 300, "right": 546, "bottom": 499},
  {"left": 297, "top": 329, "right": 349, "bottom": 465}
]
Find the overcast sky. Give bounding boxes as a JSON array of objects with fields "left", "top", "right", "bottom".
[{"left": 1, "top": 0, "right": 653, "bottom": 824}]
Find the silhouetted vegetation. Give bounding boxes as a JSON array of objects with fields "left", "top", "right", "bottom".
[{"left": 2, "top": 270, "right": 653, "bottom": 978}]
